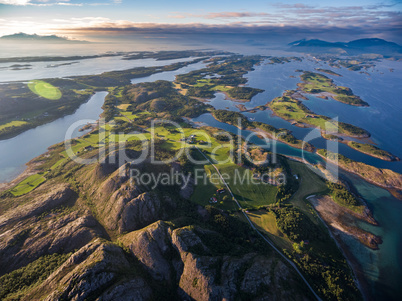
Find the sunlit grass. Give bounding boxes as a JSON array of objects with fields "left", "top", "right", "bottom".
[
  {"left": 0, "top": 120, "right": 28, "bottom": 131},
  {"left": 28, "top": 80, "right": 62, "bottom": 100},
  {"left": 10, "top": 174, "right": 46, "bottom": 197}
]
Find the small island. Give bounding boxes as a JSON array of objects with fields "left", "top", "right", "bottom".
[
  {"left": 347, "top": 141, "right": 399, "bottom": 161},
  {"left": 317, "top": 149, "right": 402, "bottom": 191},
  {"left": 267, "top": 56, "right": 303, "bottom": 64},
  {"left": 309, "top": 194, "right": 382, "bottom": 250},
  {"left": 267, "top": 90, "right": 370, "bottom": 138},
  {"left": 176, "top": 55, "right": 265, "bottom": 101},
  {"left": 46, "top": 62, "right": 79, "bottom": 68},
  {"left": 298, "top": 71, "right": 369, "bottom": 106},
  {"left": 315, "top": 68, "right": 342, "bottom": 77},
  {"left": 211, "top": 109, "right": 315, "bottom": 151},
  {"left": 0, "top": 53, "right": 213, "bottom": 140}
]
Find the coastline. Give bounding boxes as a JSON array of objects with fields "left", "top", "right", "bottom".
[
  {"left": 266, "top": 105, "right": 371, "bottom": 139},
  {"left": 0, "top": 161, "right": 41, "bottom": 193},
  {"left": 307, "top": 195, "right": 373, "bottom": 301},
  {"left": 316, "top": 152, "right": 402, "bottom": 196},
  {"left": 219, "top": 91, "right": 252, "bottom": 103},
  {"left": 296, "top": 71, "right": 369, "bottom": 107},
  {"left": 189, "top": 112, "right": 402, "bottom": 199},
  {"left": 0, "top": 110, "right": 390, "bottom": 301},
  {"left": 344, "top": 141, "right": 400, "bottom": 162},
  {"left": 250, "top": 127, "right": 315, "bottom": 152},
  {"left": 0, "top": 91, "right": 96, "bottom": 141},
  {"left": 309, "top": 195, "right": 381, "bottom": 248},
  {"left": 206, "top": 111, "right": 315, "bottom": 152}
]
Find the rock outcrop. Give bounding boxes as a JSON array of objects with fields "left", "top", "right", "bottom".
[
  {"left": 22, "top": 240, "right": 152, "bottom": 301},
  {"left": 0, "top": 184, "right": 102, "bottom": 275},
  {"left": 0, "top": 160, "right": 314, "bottom": 300},
  {"left": 120, "top": 221, "right": 310, "bottom": 301},
  {"left": 0, "top": 184, "right": 74, "bottom": 228},
  {"left": 90, "top": 164, "right": 176, "bottom": 234}
]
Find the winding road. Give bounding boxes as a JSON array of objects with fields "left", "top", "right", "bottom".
[{"left": 196, "top": 147, "right": 322, "bottom": 301}]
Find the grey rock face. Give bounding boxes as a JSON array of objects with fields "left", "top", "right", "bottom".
[
  {"left": 123, "top": 221, "right": 175, "bottom": 282},
  {"left": 119, "top": 221, "right": 310, "bottom": 301},
  {"left": 99, "top": 278, "right": 153, "bottom": 301},
  {"left": 20, "top": 240, "right": 153, "bottom": 301},
  {"left": 0, "top": 184, "right": 74, "bottom": 228},
  {"left": 0, "top": 183, "right": 102, "bottom": 275}
]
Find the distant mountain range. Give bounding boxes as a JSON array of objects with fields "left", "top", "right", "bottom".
[
  {"left": 0, "top": 33, "right": 89, "bottom": 43},
  {"left": 288, "top": 38, "right": 402, "bottom": 55}
]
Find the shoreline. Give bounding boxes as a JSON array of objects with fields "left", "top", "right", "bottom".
[
  {"left": 344, "top": 141, "right": 400, "bottom": 162},
  {"left": 307, "top": 195, "right": 373, "bottom": 301},
  {"left": 316, "top": 152, "right": 402, "bottom": 197},
  {"left": 0, "top": 161, "right": 41, "bottom": 193},
  {"left": 296, "top": 71, "right": 369, "bottom": 107},
  {"left": 219, "top": 91, "right": 252, "bottom": 103},
  {"left": 0, "top": 111, "right": 391, "bottom": 301},
  {"left": 189, "top": 113, "right": 402, "bottom": 197},
  {"left": 206, "top": 111, "right": 315, "bottom": 152},
  {"left": 267, "top": 105, "right": 371, "bottom": 139},
  {"left": 250, "top": 127, "right": 315, "bottom": 152},
  {"left": 4, "top": 114, "right": 401, "bottom": 201},
  {"left": 0, "top": 91, "right": 96, "bottom": 142},
  {"left": 309, "top": 195, "right": 381, "bottom": 249},
  {"left": 284, "top": 150, "right": 402, "bottom": 202}
]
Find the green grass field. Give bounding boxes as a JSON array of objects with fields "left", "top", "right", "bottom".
[
  {"left": 242, "top": 159, "right": 345, "bottom": 259},
  {"left": 299, "top": 71, "right": 367, "bottom": 106},
  {"left": 28, "top": 80, "right": 62, "bottom": 100},
  {"left": 10, "top": 174, "right": 46, "bottom": 197},
  {"left": 191, "top": 158, "right": 278, "bottom": 210},
  {"left": 191, "top": 165, "right": 238, "bottom": 211},
  {"left": 117, "top": 110, "right": 151, "bottom": 122},
  {"left": 108, "top": 105, "right": 278, "bottom": 210},
  {"left": 0, "top": 120, "right": 28, "bottom": 131},
  {"left": 50, "top": 158, "right": 66, "bottom": 170},
  {"left": 269, "top": 95, "right": 368, "bottom": 137},
  {"left": 217, "top": 163, "right": 278, "bottom": 208},
  {"left": 246, "top": 210, "right": 292, "bottom": 250},
  {"left": 192, "top": 79, "right": 232, "bottom": 92},
  {"left": 347, "top": 141, "right": 396, "bottom": 161},
  {"left": 287, "top": 160, "right": 328, "bottom": 223},
  {"left": 269, "top": 97, "right": 329, "bottom": 129}
]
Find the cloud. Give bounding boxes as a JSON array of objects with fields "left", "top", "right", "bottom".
[
  {"left": 0, "top": 0, "right": 106, "bottom": 5},
  {"left": 1, "top": 2, "right": 401, "bottom": 44},
  {"left": 57, "top": 2, "right": 83, "bottom": 6},
  {"left": 40, "top": 12, "right": 400, "bottom": 44},
  {"left": 201, "top": 12, "right": 271, "bottom": 19},
  {"left": 168, "top": 11, "right": 271, "bottom": 20},
  {"left": 56, "top": 19, "right": 401, "bottom": 34},
  {"left": 0, "top": 0, "right": 30, "bottom": 4},
  {"left": 273, "top": 3, "right": 314, "bottom": 9},
  {"left": 263, "top": 3, "right": 402, "bottom": 33},
  {"left": 163, "top": 4, "right": 402, "bottom": 37}
]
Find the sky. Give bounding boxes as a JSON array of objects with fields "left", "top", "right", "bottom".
[{"left": 0, "top": 0, "right": 401, "bottom": 44}]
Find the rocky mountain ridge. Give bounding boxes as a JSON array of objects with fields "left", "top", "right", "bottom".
[{"left": 0, "top": 152, "right": 313, "bottom": 300}]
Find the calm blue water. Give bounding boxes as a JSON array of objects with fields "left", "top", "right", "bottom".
[
  {"left": 192, "top": 56, "right": 402, "bottom": 300},
  {"left": 0, "top": 59, "right": 207, "bottom": 182},
  {"left": 203, "top": 58, "right": 402, "bottom": 174},
  {"left": 130, "top": 60, "right": 207, "bottom": 84},
  {"left": 192, "top": 113, "right": 321, "bottom": 163},
  {"left": 0, "top": 56, "right": 196, "bottom": 83},
  {"left": 193, "top": 112, "right": 402, "bottom": 300},
  {"left": 0, "top": 92, "right": 107, "bottom": 182},
  {"left": 0, "top": 53, "right": 401, "bottom": 300},
  {"left": 203, "top": 92, "right": 239, "bottom": 111}
]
